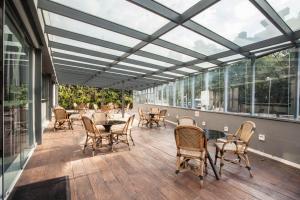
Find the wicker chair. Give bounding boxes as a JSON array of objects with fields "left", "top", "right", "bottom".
[
  {"left": 138, "top": 108, "right": 149, "bottom": 127},
  {"left": 150, "top": 107, "right": 160, "bottom": 114},
  {"left": 174, "top": 125, "right": 207, "bottom": 187},
  {"left": 214, "top": 121, "right": 256, "bottom": 177},
  {"left": 69, "top": 108, "right": 86, "bottom": 127},
  {"left": 53, "top": 107, "right": 72, "bottom": 131},
  {"left": 111, "top": 114, "right": 135, "bottom": 150},
  {"left": 82, "top": 116, "right": 111, "bottom": 156},
  {"left": 73, "top": 103, "right": 78, "bottom": 110},
  {"left": 93, "top": 103, "right": 99, "bottom": 111},
  {"left": 178, "top": 116, "right": 196, "bottom": 126},
  {"left": 92, "top": 112, "right": 107, "bottom": 131},
  {"left": 154, "top": 109, "right": 167, "bottom": 127}
]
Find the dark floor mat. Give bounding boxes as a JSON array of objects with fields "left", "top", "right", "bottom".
[{"left": 8, "top": 176, "right": 70, "bottom": 200}]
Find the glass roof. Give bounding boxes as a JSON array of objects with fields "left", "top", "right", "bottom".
[
  {"left": 156, "top": 0, "right": 199, "bottom": 14},
  {"left": 38, "top": 0, "right": 300, "bottom": 90},
  {"left": 192, "top": 0, "right": 282, "bottom": 46},
  {"left": 141, "top": 43, "right": 195, "bottom": 62},
  {"left": 267, "top": 0, "right": 300, "bottom": 31},
  {"left": 49, "top": 35, "right": 124, "bottom": 56},
  {"left": 51, "top": 0, "right": 168, "bottom": 34},
  {"left": 160, "top": 26, "right": 228, "bottom": 56},
  {"left": 43, "top": 11, "right": 141, "bottom": 47}
]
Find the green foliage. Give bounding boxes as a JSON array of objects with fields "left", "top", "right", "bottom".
[{"left": 58, "top": 85, "right": 132, "bottom": 109}]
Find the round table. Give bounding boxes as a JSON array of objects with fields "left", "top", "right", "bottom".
[{"left": 96, "top": 120, "right": 126, "bottom": 132}]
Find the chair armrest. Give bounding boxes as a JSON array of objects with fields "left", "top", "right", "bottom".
[{"left": 226, "top": 133, "right": 236, "bottom": 140}]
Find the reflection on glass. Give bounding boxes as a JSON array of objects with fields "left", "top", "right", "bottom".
[
  {"left": 227, "top": 60, "right": 252, "bottom": 113},
  {"left": 160, "top": 26, "right": 228, "bottom": 56},
  {"left": 255, "top": 48, "right": 297, "bottom": 118},
  {"left": 192, "top": 0, "right": 282, "bottom": 46},
  {"left": 3, "top": 15, "right": 33, "bottom": 196},
  {"left": 267, "top": 0, "right": 300, "bottom": 31}
]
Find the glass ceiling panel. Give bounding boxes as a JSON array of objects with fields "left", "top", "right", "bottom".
[
  {"left": 43, "top": 11, "right": 141, "bottom": 47},
  {"left": 118, "top": 62, "right": 158, "bottom": 71},
  {"left": 218, "top": 54, "right": 244, "bottom": 62},
  {"left": 267, "top": 0, "right": 300, "bottom": 31},
  {"left": 111, "top": 67, "right": 145, "bottom": 74},
  {"left": 155, "top": 0, "right": 199, "bottom": 14},
  {"left": 160, "top": 26, "right": 228, "bottom": 56},
  {"left": 192, "top": 0, "right": 282, "bottom": 46},
  {"left": 51, "top": 48, "right": 114, "bottom": 63},
  {"left": 51, "top": 0, "right": 168, "bottom": 34},
  {"left": 163, "top": 71, "right": 184, "bottom": 77},
  {"left": 127, "top": 54, "right": 172, "bottom": 67},
  {"left": 141, "top": 44, "right": 195, "bottom": 62},
  {"left": 54, "top": 63, "right": 102, "bottom": 71},
  {"left": 177, "top": 67, "right": 198, "bottom": 73},
  {"left": 195, "top": 62, "right": 216, "bottom": 68},
  {"left": 49, "top": 35, "right": 124, "bottom": 56},
  {"left": 153, "top": 74, "right": 173, "bottom": 79},
  {"left": 53, "top": 57, "right": 107, "bottom": 68},
  {"left": 250, "top": 41, "right": 291, "bottom": 53}
]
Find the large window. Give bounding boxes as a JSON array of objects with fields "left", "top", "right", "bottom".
[
  {"left": 207, "top": 68, "right": 224, "bottom": 111},
  {"left": 227, "top": 60, "right": 252, "bottom": 113},
  {"left": 255, "top": 48, "right": 297, "bottom": 118},
  {"left": 133, "top": 48, "right": 300, "bottom": 121}
]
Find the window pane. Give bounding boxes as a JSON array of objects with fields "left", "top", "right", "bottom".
[
  {"left": 267, "top": 0, "right": 300, "bottom": 31},
  {"left": 160, "top": 26, "right": 228, "bottom": 56},
  {"left": 175, "top": 80, "right": 182, "bottom": 106},
  {"left": 44, "top": 11, "right": 141, "bottom": 47},
  {"left": 141, "top": 44, "right": 195, "bottom": 62},
  {"left": 168, "top": 82, "right": 174, "bottom": 106},
  {"left": 254, "top": 48, "right": 297, "bottom": 119},
  {"left": 194, "top": 73, "right": 204, "bottom": 109},
  {"left": 227, "top": 60, "right": 252, "bottom": 113},
  {"left": 156, "top": 0, "right": 199, "bottom": 14},
  {"left": 192, "top": 0, "right": 282, "bottom": 46},
  {"left": 183, "top": 77, "right": 193, "bottom": 108},
  {"left": 51, "top": 0, "right": 168, "bottom": 34},
  {"left": 207, "top": 68, "right": 224, "bottom": 111}
]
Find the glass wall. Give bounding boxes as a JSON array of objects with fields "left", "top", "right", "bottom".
[
  {"left": 134, "top": 47, "right": 300, "bottom": 121},
  {"left": 254, "top": 49, "right": 297, "bottom": 118},
  {"left": 227, "top": 60, "right": 252, "bottom": 113}
]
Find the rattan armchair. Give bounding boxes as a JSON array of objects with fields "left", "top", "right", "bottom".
[
  {"left": 53, "top": 107, "right": 72, "bottom": 131},
  {"left": 214, "top": 121, "right": 256, "bottom": 177},
  {"left": 150, "top": 107, "right": 160, "bottom": 114},
  {"left": 111, "top": 115, "right": 135, "bottom": 150},
  {"left": 174, "top": 125, "right": 207, "bottom": 187},
  {"left": 69, "top": 108, "right": 85, "bottom": 127},
  {"left": 154, "top": 109, "right": 167, "bottom": 127},
  {"left": 138, "top": 108, "right": 149, "bottom": 127},
  {"left": 82, "top": 116, "right": 111, "bottom": 156},
  {"left": 178, "top": 116, "right": 196, "bottom": 126},
  {"left": 92, "top": 112, "right": 107, "bottom": 131}
]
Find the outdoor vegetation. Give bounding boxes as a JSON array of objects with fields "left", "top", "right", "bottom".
[{"left": 58, "top": 85, "right": 132, "bottom": 109}]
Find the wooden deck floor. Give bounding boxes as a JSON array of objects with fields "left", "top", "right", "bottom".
[{"left": 13, "top": 119, "right": 300, "bottom": 200}]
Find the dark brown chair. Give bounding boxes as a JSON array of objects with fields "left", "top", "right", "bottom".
[
  {"left": 214, "top": 121, "right": 256, "bottom": 177},
  {"left": 82, "top": 116, "right": 111, "bottom": 156},
  {"left": 174, "top": 125, "right": 207, "bottom": 187}
]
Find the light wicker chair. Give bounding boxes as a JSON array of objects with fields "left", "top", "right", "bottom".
[
  {"left": 69, "top": 108, "right": 86, "bottom": 127},
  {"left": 150, "top": 107, "right": 160, "bottom": 114},
  {"left": 92, "top": 112, "right": 107, "bottom": 131},
  {"left": 82, "top": 116, "right": 111, "bottom": 156},
  {"left": 53, "top": 107, "right": 72, "bottom": 131},
  {"left": 111, "top": 114, "right": 135, "bottom": 150},
  {"left": 178, "top": 116, "right": 196, "bottom": 126},
  {"left": 73, "top": 102, "right": 78, "bottom": 110},
  {"left": 154, "top": 109, "right": 167, "bottom": 127},
  {"left": 138, "top": 108, "right": 149, "bottom": 127},
  {"left": 93, "top": 103, "right": 99, "bottom": 111},
  {"left": 214, "top": 121, "right": 256, "bottom": 177},
  {"left": 174, "top": 125, "right": 207, "bottom": 187}
]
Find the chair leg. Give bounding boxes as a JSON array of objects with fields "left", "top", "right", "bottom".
[
  {"left": 92, "top": 138, "right": 96, "bottom": 157},
  {"left": 83, "top": 136, "right": 89, "bottom": 153},
  {"left": 175, "top": 154, "right": 181, "bottom": 174},
  {"left": 214, "top": 147, "right": 219, "bottom": 165},
  {"left": 219, "top": 151, "right": 224, "bottom": 176},
  {"left": 244, "top": 153, "right": 253, "bottom": 177},
  {"left": 129, "top": 131, "right": 135, "bottom": 146}
]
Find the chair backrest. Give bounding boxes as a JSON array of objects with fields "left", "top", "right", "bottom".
[
  {"left": 178, "top": 116, "right": 196, "bottom": 126},
  {"left": 86, "top": 103, "right": 90, "bottom": 109},
  {"left": 150, "top": 107, "right": 160, "bottom": 114},
  {"left": 174, "top": 125, "right": 206, "bottom": 152},
  {"left": 159, "top": 109, "right": 167, "bottom": 117},
  {"left": 236, "top": 121, "right": 256, "bottom": 144},
  {"left": 93, "top": 112, "right": 107, "bottom": 124},
  {"left": 82, "top": 116, "right": 98, "bottom": 135},
  {"left": 54, "top": 108, "right": 67, "bottom": 121},
  {"left": 73, "top": 103, "right": 78, "bottom": 110},
  {"left": 123, "top": 114, "right": 135, "bottom": 134}
]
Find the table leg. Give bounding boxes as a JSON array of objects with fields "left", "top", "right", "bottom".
[{"left": 207, "top": 151, "right": 219, "bottom": 180}]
